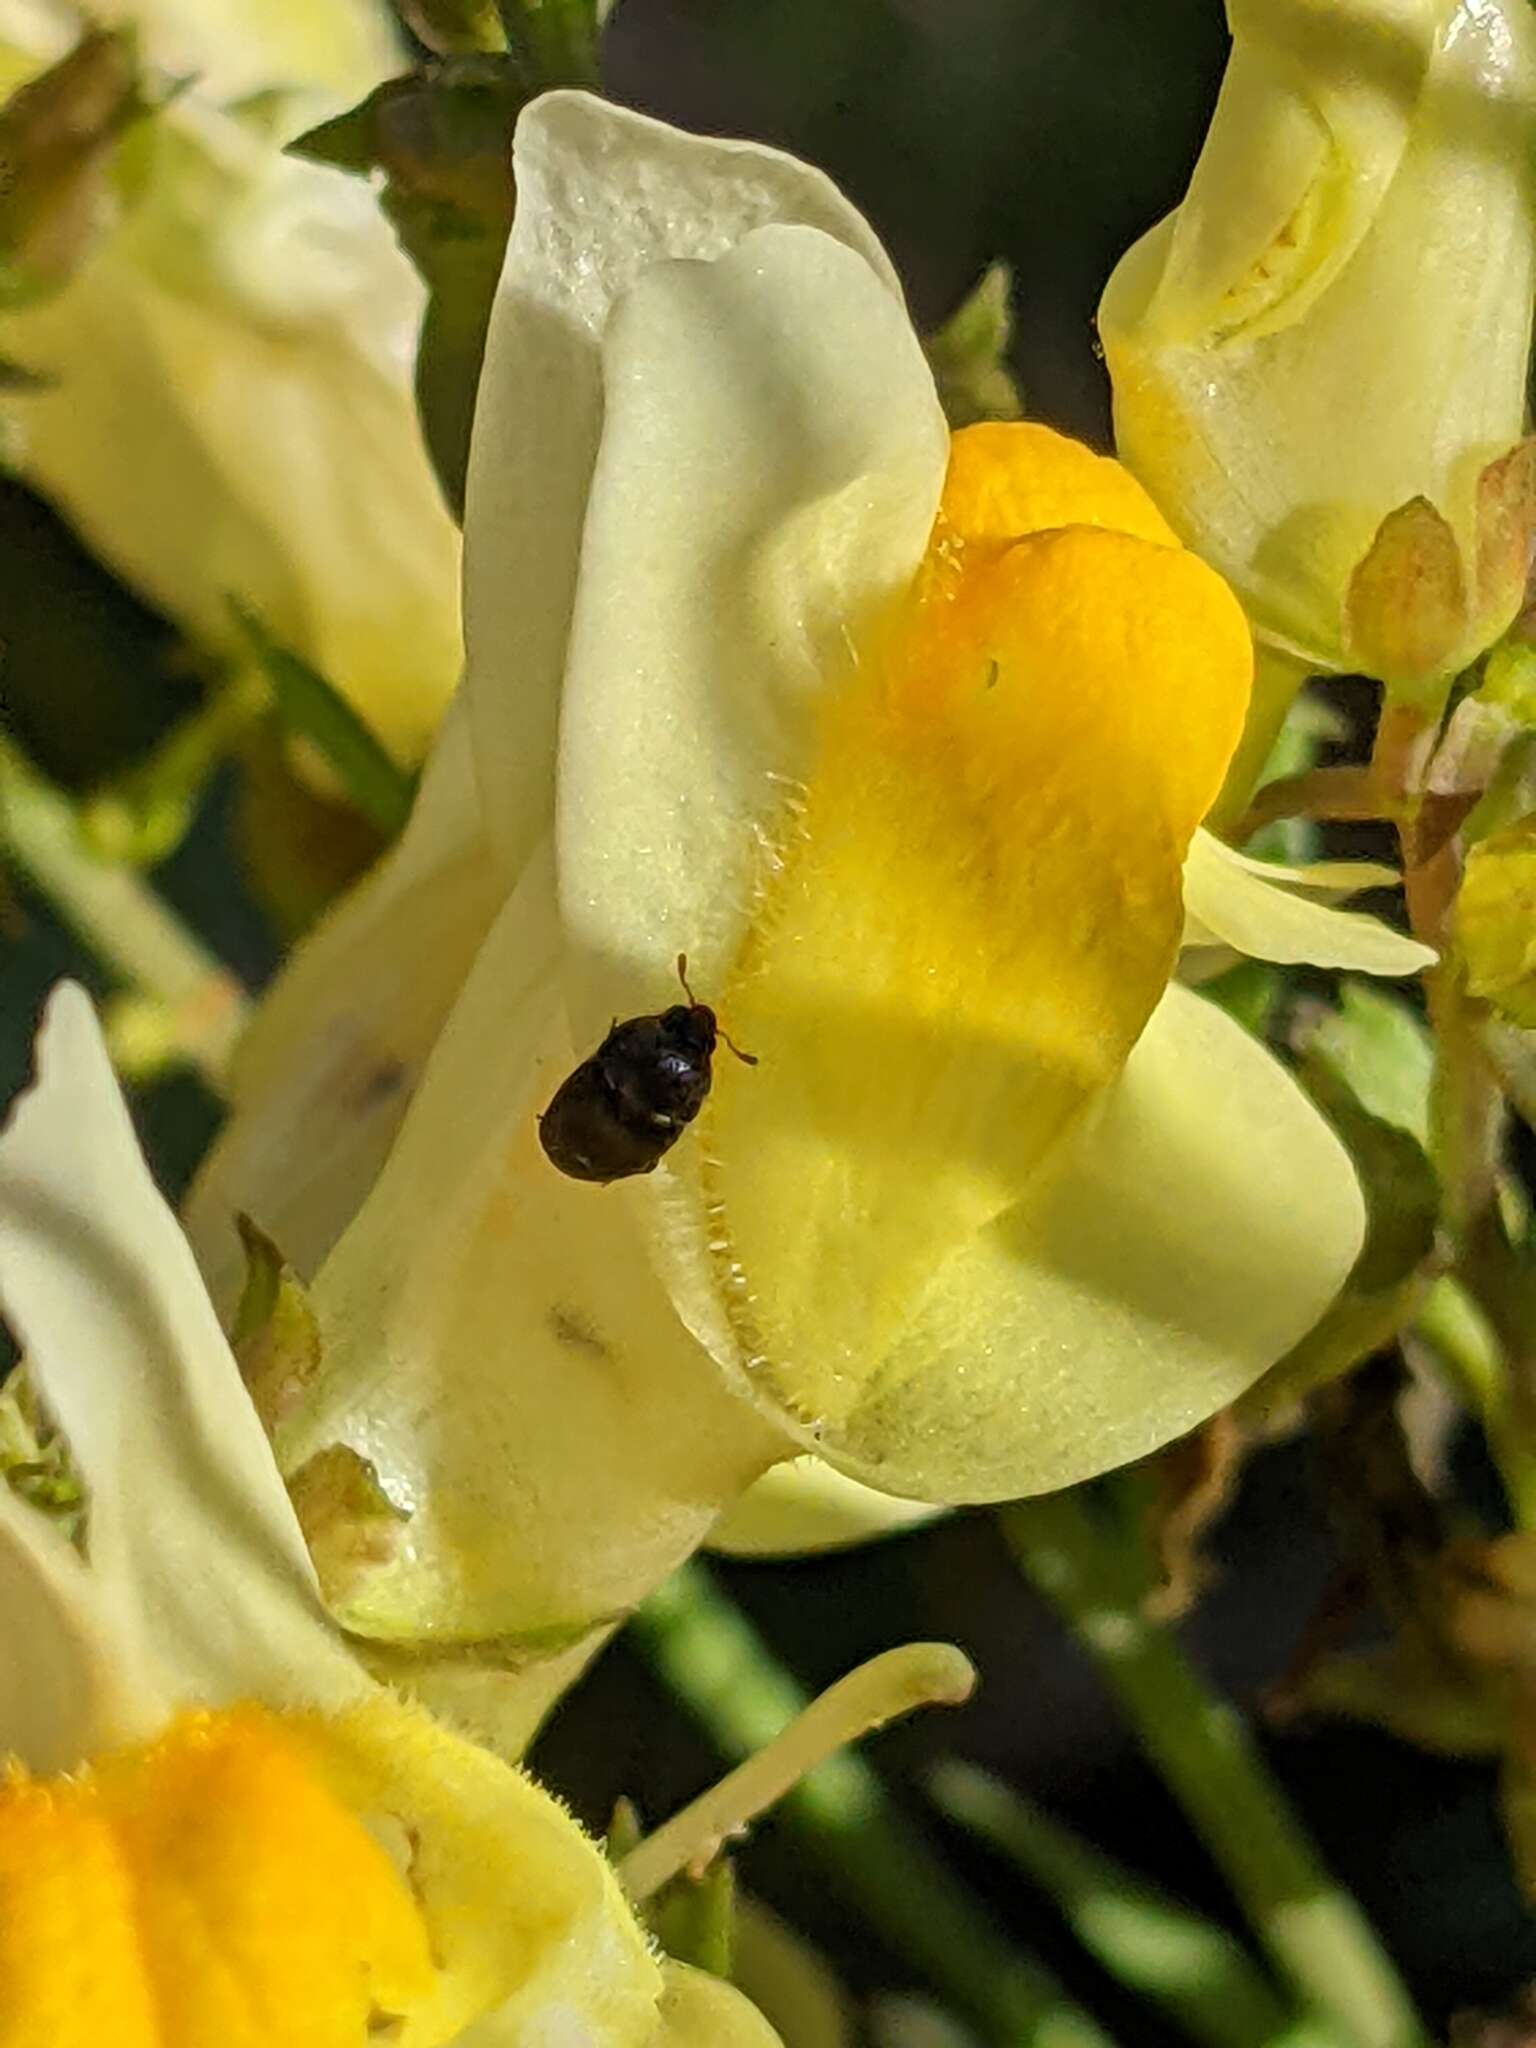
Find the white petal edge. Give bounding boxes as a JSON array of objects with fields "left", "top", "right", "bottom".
[
  {"left": 463, "top": 86, "right": 920, "bottom": 891},
  {"left": 184, "top": 696, "right": 501, "bottom": 1314},
  {"left": 814, "top": 983, "right": 1367, "bottom": 1503},
  {"left": 0, "top": 984, "right": 361, "bottom": 1714},
  {"left": 709, "top": 1457, "right": 943, "bottom": 1559},
  {"left": 1182, "top": 829, "right": 1434, "bottom": 974},
  {"left": 555, "top": 218, "right": 948, "bottom": 1037}
]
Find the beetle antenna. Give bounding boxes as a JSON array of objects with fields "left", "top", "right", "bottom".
[
  {"left": 677, "top": 953, "right": 757, "bottom": 1065},
  {"left": 721, "top": 1028, "right": 758, "bottom": 1068}
]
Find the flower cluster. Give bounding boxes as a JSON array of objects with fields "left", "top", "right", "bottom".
[{"left": 5, "top": 0, "right": 1536, "bottom": 2033}]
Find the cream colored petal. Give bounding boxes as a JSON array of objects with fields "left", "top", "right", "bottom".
[
  {"left": 541, "top": 218, "right": 945, "bottom": 1399},
  {"left": 0, "top": 0, "right": 400, "bottom": 106},
  {"left": 1146, "top": 0, "right": 1438, "bottom": 343},
  {"left": 709, "top": 1458, "right": 941, "bottom": 1559},
  {"left": 0, "top": 1483, "right": 158, "bottom": 1771},
  {"left": 464, "top": 87, "right": 918, "bottom": 888},
  {"left": 184, "top": 699, "right": 499, "bottom": 1315},
  {"left": 555, "top": 220, "right": 947, "bottom": 1036},
  {"left": 1102, "top": 0, "right": 1536, "bottom": 666},
  {"left": 9, "top": 129, "right": 461, "bottom": 767},
  {"left": 813, "top": 984, "right": 1364, "bottom": 1503},
  {"left": 1181, "top": 829, "right": 1434, "bottom": 973},
  {"left": 0, "top": 984, "right": 360, "bottom": 1712},
  {"left": 294, "top": 847, "right": 789, "bottom": 1647},
  {"left": 648, "top": 1962, "right": 785, "bottom": 2048}
]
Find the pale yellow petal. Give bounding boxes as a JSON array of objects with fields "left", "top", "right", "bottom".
[
  {"left": 1145, "top": 0, "right": 1438, "bottom": 344},
  {"left": 1181, "top": 829, "right": 1434, "bottom": 973},
  {"left": 709, "top": 1458, "right": 940, "bottom": 1559},
  {"left": 0, "top": 985, "right": 360, "bottom": 1712},
  {"left": 465, "top": 87, "right": 924, "bottom": 888},
  {"left": 307, "top": 1692, "right": 663, "bottom": 2047},
  {"left": 8, "top": 116, "right": 461, "bottom": 766},
  {"left": 649, "top": 1962, "right": 785, "bottom": 2048},
  {"left": 1101, "top": 0, "right": 1536, "bottom": 666},
  {"left": 185, "top": 700, "right": 499, "bottom": 1315},
  {"left": 0, "top": 0, "right": 400, "bottom": 108},
  {"left": 292, "top": 849, "right": 788, "bottom": 1647},
  {"left": 812, "top": 985, "right": 1364, "bottom": 1502}
]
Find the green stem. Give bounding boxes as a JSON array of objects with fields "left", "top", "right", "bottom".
[
  {"left": 929, "top": 1760, "right": 1345, "bottom": 2048},
  {"left": 630, "top": 1562, "right": 1120, "bottom": 2048},
  {"left": 1002, "top": 1491, "right": 1429, "bottom": 2048},
  {"left": 0, "top": 732, "right": 248, "bottom": 1088},
  {"left": 1413, "top": 1275, "right": 1536, "bottom": 1532}
]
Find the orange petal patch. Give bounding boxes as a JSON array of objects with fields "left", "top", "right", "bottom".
[
  {"left": 0, "top": 1706, "right": 435, "bottom": 2048},
  {"left": 700, "top": 422, "right": 1252, "bottom": 1472}
]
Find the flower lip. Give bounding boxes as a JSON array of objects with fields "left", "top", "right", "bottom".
[{"left": 684, "top": 422, "right": 1255, "bottom": 1496}]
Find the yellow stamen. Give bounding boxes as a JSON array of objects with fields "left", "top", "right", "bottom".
[
  {"left": 0, "top": 1705, "right": 435, "bottom": 2048},
  {"left": 701, "top": 424, "right": 1252, "bottom": 1478}
]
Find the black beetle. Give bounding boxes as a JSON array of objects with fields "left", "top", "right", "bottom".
[{"left": 538, "top": 956, "right": 754, "bottom": 1183}]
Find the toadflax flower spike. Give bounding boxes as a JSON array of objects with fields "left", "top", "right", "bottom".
[
  {"left": 187, "top": 92, "right": 1428, "bottom": 1656},
  {"left": 0, "top": 985, "right": 967, "bottom": 2046}
]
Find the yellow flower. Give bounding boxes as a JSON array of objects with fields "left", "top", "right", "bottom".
[
  {"left": 1100, "top": 0, "right": 1536, "bottom": 699},
  {"left": 0, "top": 984, "right": 781, "bottom": 2048},
  {"left": 0, "top": 1, "right": 461, "bottom": 768},
  {"left": 187, "top": 93, "right": 1430, "bottom": 1642}
]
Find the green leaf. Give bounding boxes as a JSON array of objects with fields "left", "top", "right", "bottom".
[
  {"left": 229, "top": 603, "right": 416, "bottom": 839},
  {"left": 79, "top": 669, "right": 265, "bottom": 867},
  {"left": 1306, "top": 981, "right": 1432, "bottom": 1148},
  {"left": 1195, "top": 958, "right": 1282, "bottom": 1038},
  {"left": 231, "top": 1212, "right": 324, "bottom": 1436},
  {"left": 605, "top": 1795, "right": 644, "bottom": 1862},
  {"left": 925, "top": 264, "right": 1023, "bottom": 430},
  {"left": 929, "top": 1762, "right": 1335, "bottom": 2048},
  {"left": 0, "top": 1364, "right": 85, "bottom": 1540}
]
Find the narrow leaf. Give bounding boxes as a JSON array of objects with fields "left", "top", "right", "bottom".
[
  {"left": 229, "top": 602, "right": 416, "bottom": 839},
  {"left": 929, "top": 1761, "right": 1339, "bottom": 2048}
]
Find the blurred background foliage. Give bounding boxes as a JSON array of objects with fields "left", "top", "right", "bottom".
[{"left": 3, "top": 1, "right": 1534, "bottom": 2043}]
